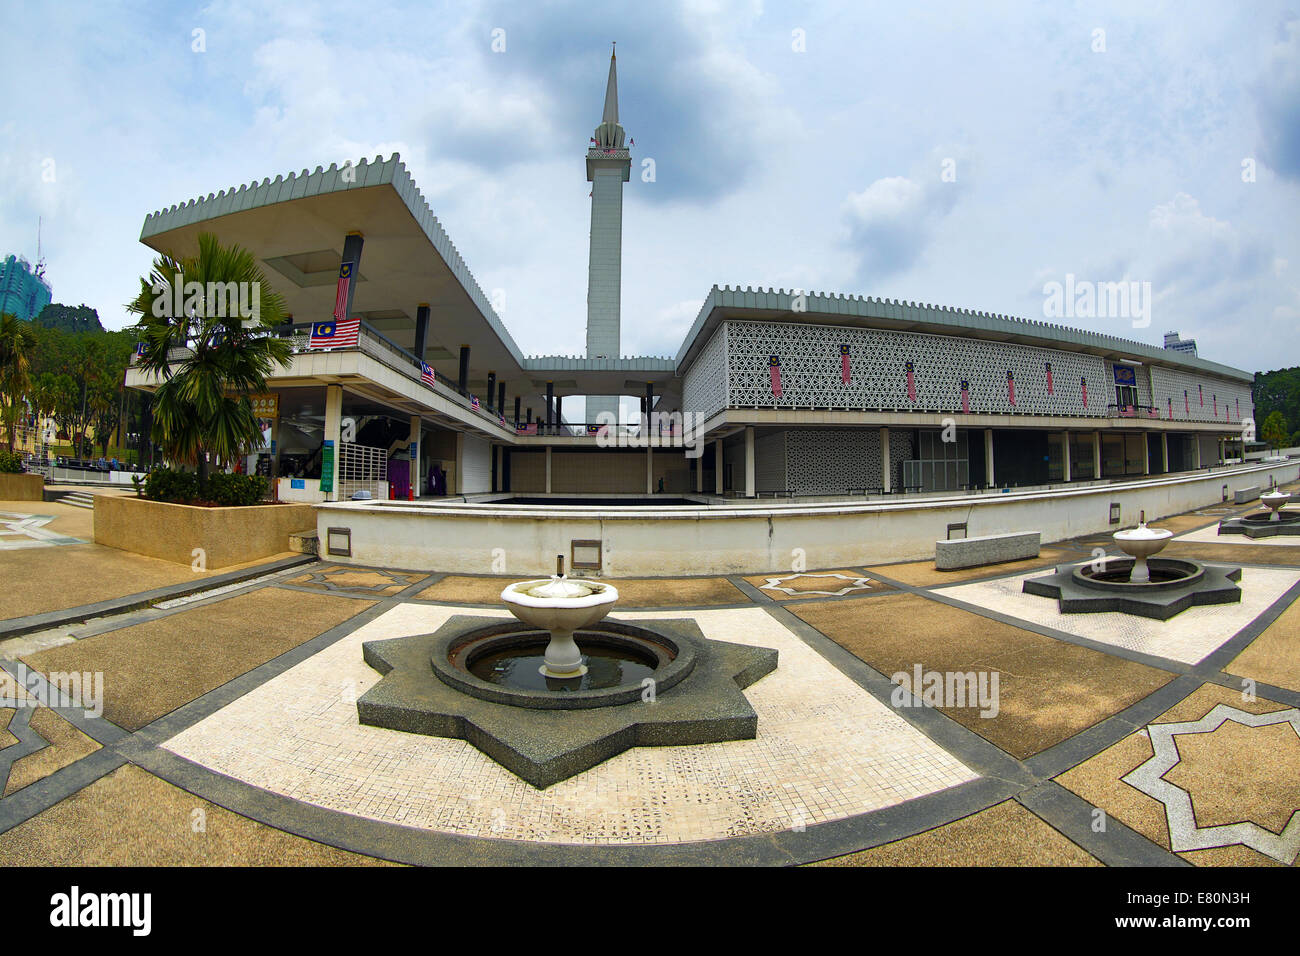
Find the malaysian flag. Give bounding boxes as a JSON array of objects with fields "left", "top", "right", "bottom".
[
  {"left": 1213, "top": 394, "right": 1218, "bottom": 416},
  {"left": 1168, "top": 396, "right": 1173, "bottom": 419},
  {"left": 309, "top": 318, "right": 360, "bottom": 349},
  {"left": 1006, "top": 370, "right": 1016, "bottom": 406},
  {"left": 1045, "top": 362, "right": 1053, "bottom": 395},
  {"left": 470, "top": 395, "right": 480, "bottom": 410},
  {"left": 840, "top": 344, "right": 851, "bottom": 384},
  {"left": 769, "top": 355, "right": 783, "bottom": 398},
  {"left": 333, "top": 262, "right": 354, "bottom": 321},
  {"left": 905, "top": 361, "right": 916, "bottom": 402},
  {"left": 1199, "top": 384, "right": 1203, "bottom": 407},
  {"left": 420, "top": 362, "right": 436, "bottom": 387},
  {"left": 1081, "top": 377, "right": 1089, "bottom": 408},
  {"left": 1185, "top": 389, "right": 1190, "bottom": 415},
  {"left": 960, "top": 379, "right": 970, "bottom": 414},
  {"left": 516, "top": 422, "right": 538, "bottom": 436}
]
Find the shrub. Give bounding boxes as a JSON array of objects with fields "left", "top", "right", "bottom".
[
  {"left": 143, "top": 468, "right": 200, "bottom": 503},
  {"left": 205, "top": 472, "right": 268, "bottom": 506},
  {"left": 0, "top": 450, "right": 23, "bottom": 473}
]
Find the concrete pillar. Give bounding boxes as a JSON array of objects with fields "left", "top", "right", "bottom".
[
  {"left": 647, "top": 445, "right": 654, "bottom": 494},
  {"left": 1194, "top": 434, "right": 1202, "bottom": 468},
  {"left": 645, "top": 383, "right": 654, "bottom": 428},
  {"left": 340, "top": 233, "right": 364, "bottom": 318},
  {"left": 744, "top": 426, "right": 755, "bottom": 498},
  {"left": 408, "top": 415, "right": 421, "bottom": 499},
  {"left": 714, "top": 439, "right": 724, "bottom": 495},
  {"left": 457, "top": 346, "right": 470, "bottom": 395},
  {"left": 880, "top": 427, "right": 892, "bottom": 493},
  {"left": 323, "top": 384, "right": 342, "bottom": 502},
  {"left": 498, "top": 382, "right": 506, "bottom": 417},
  {"left": 454, "top": 432, "right": 465, "bottom": 495},
  {"left": 1143, "top": 433, "right": 1151, "bottom": 475},
  {"left": 695, "top": 450, "right": 703, "bottom": 492},
  {"left": 984, "top": 429, "right": 995, "bottom": 487},
  {"left": 514, "top": 397, "right": 521, "bottom": 426},
  {"left": 1062, "top": 430, "right": 1071, "bottom": 482},
  {"left": 486, "top": 372, "right": 496, "bottom": 410},
  {"left": 545, "top": 382, "right": 555, "bottom": 429},
  {"left": 413, "top": 303, "right": 430, "bottom": 359},
  {"left": 1093, "top": 430, "right": 1102, "bottom": 479},
  {"left": 494, "top": 444, "right": 503, "bottom": 493},
  {"left": 556, "top": 396, "right": 564, "bottom": 430},
  {"left": 1161, "top": 432, "right": 1169, "bottom": 473},
  {"left": 545, "top": 445, "right": 552, "bottom": 493}
]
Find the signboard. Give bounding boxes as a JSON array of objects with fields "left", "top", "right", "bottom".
[
  {"left": 1112, "top": 365, "right": 1137, "bottom": 387},
  {"left": 248, "top": 394, "right": 279, "bottom": 417},
  {"left": 409, "top": 442, "right": 418, "bottom": 461},
  {"left": 320, "top": 439, "right": 335, "bottom": 493}
]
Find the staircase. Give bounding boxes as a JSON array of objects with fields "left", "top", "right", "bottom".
[{"left": 60, "top": 491, "right": 95, "bottom": 511}]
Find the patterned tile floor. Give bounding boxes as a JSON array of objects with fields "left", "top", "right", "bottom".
[{"left": 1, "top": 487, "right": 1298, "bottom": 865}]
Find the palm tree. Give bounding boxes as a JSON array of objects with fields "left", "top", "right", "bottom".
[
  {"left": 0, "top": 312, "right": 38, "bottom": 451},
  {"left": 126, "top": 232, "right": 291, "bottom": 481}
]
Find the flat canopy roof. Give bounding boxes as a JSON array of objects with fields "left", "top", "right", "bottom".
[{"left": 139, "top": 154, "right": 679, "bottom": 412}]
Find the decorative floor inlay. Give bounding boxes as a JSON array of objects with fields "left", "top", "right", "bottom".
[
  {"left": 163, "top": 603, "right": 975, "bottom": 846},
  {"left": 290, "top": 567, "right": 417, "bottom": 595},
  {"left": 0, "top": 513, "right": 83, "bottom": 551},
  {"left": 1179, "top": 524, "right": 1300, "bottom": 547},
  {"left": 939, "top": 567, "right": 1300, "bottom": 664},
  {"left": 760, "top": 572, "right": 874, "bottom": 597},
  {"left": 1122, "top": 704, "right": 1300, "bottom": 864}
]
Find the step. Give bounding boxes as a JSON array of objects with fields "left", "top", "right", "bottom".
[
  {"left": 62, "top": 492, "right": 95, "bottom": 510},
  {"left": 288, "top": 529, "right": 319, "bottom": 555}
]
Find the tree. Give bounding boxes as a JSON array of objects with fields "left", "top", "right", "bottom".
[
  {"left": 127, "top": 232, "right": 291, "bottom": 480},
  {"left": 0, "top": 312, "right": 38, "bottom": 451},
  {"left": 1260, "top": 410, "right": 1289, "bottom": 451}
]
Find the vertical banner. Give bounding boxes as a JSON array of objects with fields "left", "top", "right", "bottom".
[
  {"left": 1167, "top": 396, "right": 1173, "bottom": 419},
  {"left": 1213, "top": 394, "right": 1218, "bottom": 417},
  {"left": 905, "top": 361, "right": 917, "bottom": 402},
  {"left": 320, "top": 439, "right": 335, "bottom": 493},
  {"left": 333, "top": 262, "right": 353, "bottom": 321},
  {"left": 960, "top": 379, "right": 970, "bottom": 414},
  {"left": 1199, "top": 384, "right": 1203, "bottom": 407},
  {"left": 1185, "top": 389, "right": 1190, "bottom": 415},
  {"left": 1045, "top": 361, "right": 1053, "bottom": 395},
  {"left": 1081, "top": 377, "right": 1089, "bottom": 408},
  {"left": 840, "top": 344, "right": 851, "bottom": 384},
  {"left": 1006, "top": 370, "right": 1016, "bottom": 406},
  {"left": 1236, "top": 397, "right": 1240, "bottom": 419},
  {"left": 769, "top": 355, "right": 783, "bottom": 398}
]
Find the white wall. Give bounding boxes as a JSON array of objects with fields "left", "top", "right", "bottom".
[{"left": 460, "top": 434, "right": 491, "bottom": 494}]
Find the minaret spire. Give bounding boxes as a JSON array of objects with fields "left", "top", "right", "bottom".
[{"left": 602, "top": 43, "right": 619, "bottom": 126}]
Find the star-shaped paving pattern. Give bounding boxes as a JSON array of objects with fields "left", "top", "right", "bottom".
[
  {"left": 1122, "top": 703, "right": 1300, "bottom": 864},
  {"left": 357, "top": 615, "right": 778, "bottom": 789},
  {"left": 294, "top": 566, "right": 415, "bottom": 595},
  {"left": 760, "top": 572, "right": 874, "bottom": 598}
]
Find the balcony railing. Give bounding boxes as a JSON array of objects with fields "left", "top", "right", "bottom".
[{"left": 1107, "top": 404, "right": 1161, "bottom": 419}]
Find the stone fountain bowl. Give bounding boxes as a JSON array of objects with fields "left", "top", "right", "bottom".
[
  {"left": 500, "top": 578, "right": 620, "bottom": 634},
  {"left": 1112, "top": 524, "right": 1173, "bottom": 560}
]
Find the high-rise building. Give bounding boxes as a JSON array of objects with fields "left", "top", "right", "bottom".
[
  {"left": 584, "top": 46, "right": 631, "bottom": 424},
  {"left": 1162, "top": 331, "right": 1198, "bottom": 357},
  {"left": 0, "top": 254, "right": 52, "bottom": 320}
]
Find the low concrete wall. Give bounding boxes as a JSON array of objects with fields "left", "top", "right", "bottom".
[
  {"left": 314, "top": 461, "right": 1300, "bottom": 577},
  {"left": 95, "top": 496, "right": 316, "bottom": 569},
  {"left": 936, "top": 532, "right": 1040, "bottom": 570},
  {"left": 0, "top": 472, "right": 45, "bottom": 500}
]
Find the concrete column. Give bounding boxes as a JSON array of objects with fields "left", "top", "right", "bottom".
[
  {"left": 323, "top": 384, "right": 342, "bottom": 502},
  {"left": 340, "top": 233, "right": 364, "bottom": 318},
  {"left": 695, "top": 450, "right": 703, "bottom": 492},
  {"left": 744, "top": 426, "right": 755, "bottom": 498},
  {"left": 647, "top": 445, "right": 654, "bottom": 494},
  {"left": 486, "top": 372, "right": 496, "bottom": 410},
  {"left": 714, "top": 439, "right": 724, "bottom": 495},
  {"left": 494, "top": 444, "right": 503, "bottom": 493},
  {"left": 457, "top": 346, "right": 470, "bottom": 395},
  {"left": 545, "top": 382, "right": 555, "bottom": 428},
  {"left": 556, "top": 396, "right": 564, "bottom": 429},
  {"left": 408, "top": 415, "right": 421, "bottom": 499},
  {"left": 498, "top": 382, "right": 506, "bottom": 417},
  {"left": 413, "top": 303, "right": 430, "bottom": 360},
  {"left": 454, "top": 432, "right": 465, "bottom": 495},
  {"left": 1062, "top": 430, "right": 1071, "bottom": 482},
  {"left": 1161, "top": 432, "right": 1169, "bottom": 473},
  {"left": 1143, "top": 433, "right": 1151, "bottom": 475},
  {"left": 1093, "top": 430, "right": 1102, "bottom": 479},
  {"left": 984, "top": 429, "right": 995, "bottom": 487},
  {"left": 880, "top": 427, "right": 892, "bottom": 493},
  {"left": 1194, "top": 434, "right": 1202, "bottom": 468},
  {"left": 545, "top": 445, "right": 552, "bottom": 493},
  {"left": 514, "top": 397, "right": 521, "bottom": 426}
]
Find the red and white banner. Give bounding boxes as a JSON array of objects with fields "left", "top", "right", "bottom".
[
  {"left": 1006, "top": 370, "right": 1016, "bottom": 406},
  {"left": 905, "top": 361, "right": 916, "bottom": 402},
  {"left": 1045, "top": 362, "right": 1053, "bottom": 395},
  {"left": 1081, "top": 377, "right": 1089, "bottom": 408},
  {"left": 960, "top": 379, "right": 970, "bottom": 414},
  {"left": 769, "top": 355, "right": 782, "bottom": 398},
  {"left": 840, "top": 344, "right": 851, "bottom": 384},
  {"left": 333, "top": 262, "right": 353, "bottom": 321}
]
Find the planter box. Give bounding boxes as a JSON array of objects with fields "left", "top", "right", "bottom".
[
  {"left": 94, "top": 495, "right": 316, "bottom": 569},
  {"left": 0, "top": 472, "right": 45, "bottom": 500}
]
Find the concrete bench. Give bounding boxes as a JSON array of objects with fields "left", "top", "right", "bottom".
[
  {"left": 1233, "top": 486, "right": 1261, "bottom": 505},
  {"left": 935, "top": 531, "right": 1041, "bottom": 570}
]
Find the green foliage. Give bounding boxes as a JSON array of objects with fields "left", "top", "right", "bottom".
[
  {"left": 127, "top": 232, "right": 291, "bottom": 479},
  {"left": 0, "top": 449, "right": 23, "bottom": 473},
  {"left": 0, "top": 312, "right": 39, "bottom": 450},
  {"left": 1253, "top": 367, "right": 1300, "bottom": 436},
  {"left": 33, "top": 303, "right": 105, "bottom": 335},
  {"left": 142, "top": 467, "right": 268, "bottom": 506},
  {"left": 1260, "top": 410, "right": 1289, "bottom": 449}
]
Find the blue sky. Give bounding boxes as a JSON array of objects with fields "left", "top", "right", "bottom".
[{"left": 2, "top": 0, "right": 1298, "bottom": 376}]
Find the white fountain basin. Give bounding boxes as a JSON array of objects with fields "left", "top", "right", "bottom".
[
  {"left": 1113, "top": 523, "right": 1173, "bottom": 583},
  {"left": 1261, "top": 491, "right": 1292, "bottom": 521},
  {"left": 501, "top": 578, "right": 620, "bottom": 678}
]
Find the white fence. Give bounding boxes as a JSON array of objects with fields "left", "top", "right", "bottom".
[{"left": 337, "top": 442, "right": 387, "bottom": 501}]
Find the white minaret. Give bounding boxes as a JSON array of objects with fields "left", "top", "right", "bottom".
[{"left": 585, "top": 45, "right": 631, "bottom": 424}]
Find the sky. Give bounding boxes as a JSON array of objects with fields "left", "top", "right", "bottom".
[{"left": 2, "top": 0, "right": 1299, "bottom": 382}]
